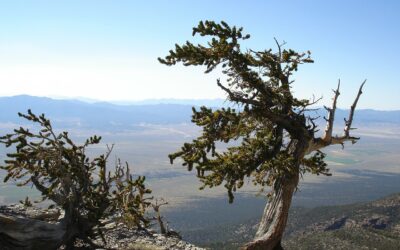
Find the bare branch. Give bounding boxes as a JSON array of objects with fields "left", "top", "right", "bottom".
[
  {"left": 298, "top": 95, "right": 323, "bottom": 114},
  {"left": 326, "top": 80, "right": 366, "bottom": 146},
  {"left": 105, "top": 144, "right": 114, "bottom": 161},
  {"left": 274, "top": 37, "right": 282, "bottom": 59},
  {"left": 309, "top": 95, "right": 323, "bottom": 106},
  {"left": 322, "top": 80, "right": 340, "bottom": 142},
  {"left": 344, "top": 80, "right": 366, "bottom": 137},
  {"left": 151, "top": 198, "right": 169, "bottom": 235},
  {"left": 152, "top": 198, "right": 169, "bottom": 210},
  {"left": 307, "top": 80, "right": 366, "bottom": 154},
  {"left": 307, "top": 115, "right": 320, "bottom": 133}
]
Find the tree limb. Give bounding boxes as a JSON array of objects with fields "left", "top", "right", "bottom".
[
  {"left": 307, "top": 80, "right": 366, "bottom": 154},
  {"left": 344, "top": 80, "right": 366, "bottom": 137},
  {"left": 322, "top": 80, "right": 340, "bottom": 142},
  {"left": 31, "top": 175, "right": 64, "bottom": 205},
  {"left": 217, "top": 79, "right": 261, "bottom": 106}
]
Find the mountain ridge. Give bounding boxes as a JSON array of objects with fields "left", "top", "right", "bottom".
[{"left": 1, "top": 95, "right": 399, "bottom": 127}]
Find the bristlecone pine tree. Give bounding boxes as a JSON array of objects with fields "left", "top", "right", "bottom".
[
  {"left": 159, "top": 20, "right": 365, "bottom": 250},
  {"left": 0, "top": 110, "right": 153, "bottom": 250}
]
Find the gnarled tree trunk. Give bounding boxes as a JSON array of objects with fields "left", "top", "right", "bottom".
[
  {"left": 243, "top": 138, "right": 308, "bottom": 250},
  {"left": 244, "top": 175, "right": 299, "bottom": 250}
]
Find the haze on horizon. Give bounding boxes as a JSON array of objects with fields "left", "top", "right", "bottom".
[{"left": 0, "top": 1, "right": 399, "bottom": 110}]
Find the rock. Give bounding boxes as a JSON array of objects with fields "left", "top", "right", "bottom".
[
  {"left": 360, "top": 215, "right": 389, "bottom": 229},
  {"left": 0, "top": 204, "right": 206, "bottom": 250},
  {"left": 324, "top": 216, "right": 348, "bottom": 231},
  {"left": 104, "top": 222, "right": 117, "bottom": 229}
]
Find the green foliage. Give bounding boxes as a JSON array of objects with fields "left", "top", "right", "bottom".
[
  {"left": 301, "top": 150, "right": 331, "bottom": 176},
  {"left": 112, "top": 160, "right": 153, "bottom": 229},
  {"left": 160, "top": 20, "right": 330, "bottom": 202},
  {"left": 0, "top": 110, "right": 153, "bottom": 246}
]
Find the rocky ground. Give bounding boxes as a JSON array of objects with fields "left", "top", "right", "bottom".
[
  {"left": 282, "top": 193, "right": 400, "bottom": 249},
  {"left": 3, "top": 193, "right": 400, "bottom": 249},
  {"left": 0, "top": 204, "right": 205, "bottom": 250},
  {"left": 91, "top": 221, "right": 205, "bottom": 250}
]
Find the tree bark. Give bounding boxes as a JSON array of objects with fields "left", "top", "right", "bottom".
[
  {"left": 0, "top": 214, "right": 65, "bottom": 250},
  {"left": 0, "top": 204, "right": 83, "bottom": 250},
  {"left": 243, "top": 138, "right": 307, "bottom": 250},
  {"left": 242, "top": 174, "right": 299, "bottom": 250}
]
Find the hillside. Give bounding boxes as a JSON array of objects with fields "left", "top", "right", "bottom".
[
  {"left": 191, "top": 193, "right": 400, "bottom": 249},
  {"left": 283, "top": 193, "right": 400, "bottom": 249}
]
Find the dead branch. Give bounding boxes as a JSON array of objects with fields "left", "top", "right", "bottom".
[
  {"left": 344, "top": 80, "right": 366, "bottom": 137},
  {"left": 307, "top": 80, "right": 366, "bottom": 154},
  {"left": 322, "top": 80, "right": 340, "bottom": 142},
  {"left": 151, "top": 198, "right": 169, "bottom": 235}
]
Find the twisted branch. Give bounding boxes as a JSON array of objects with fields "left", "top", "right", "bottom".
[{"left": 307, "top": 80, "right": 366, "bottom": 154}]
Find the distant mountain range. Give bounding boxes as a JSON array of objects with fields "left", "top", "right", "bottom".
[
  {"left": 108, "top": 98, "right": 228, "bottom": 107},
  {"left": 0, "top": 95, "right": 194, "bottom": 130},
  {"left": 0, "top": 95, "right": 399, "bottom": 131},
  {"left": 49, "top": 96, "right": 228, "bottom": 107}
]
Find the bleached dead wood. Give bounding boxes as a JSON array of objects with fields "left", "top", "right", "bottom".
[
  {"left": 306, "top": 80, "right": 366, "bottom": 154},
  {"left": 0, "top": 213, "right": 65, "bottom": 250}
]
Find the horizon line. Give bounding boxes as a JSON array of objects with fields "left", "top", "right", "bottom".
[{"left": 0, "top": 94, "right": 399, "bottom": 111}]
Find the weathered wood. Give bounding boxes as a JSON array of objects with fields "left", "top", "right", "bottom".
[
  {"left": 24, "top": 208, "right": 61, "bottom": 222},
  {"left": 0, "top": 214, "right": 65, "bottom": 250},
  {"left": 243, "top": 175, "right": 298, "bottom": 250},
  {"left": 243, "top": 138, "right": 307, "bottom": 250},
  {"left": 306, "top": 80, "right": 366, "bottom": 154}
]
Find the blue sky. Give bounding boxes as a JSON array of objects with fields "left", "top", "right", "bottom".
[{"left": 0, "top": 0, "right": 399, "bottom": 109}]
